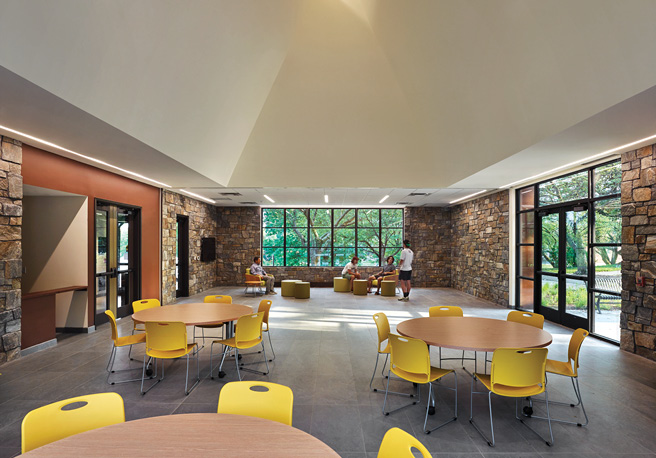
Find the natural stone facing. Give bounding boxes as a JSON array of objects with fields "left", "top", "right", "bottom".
[
  {"left": 450, "top": 191, "right": 510, "bottom": 306},
  {"left": 403, "top": 207, "right": 451, "bottom": 288},
  {"left": 0, "top": 136, "right": 22, "bottom": 364},
  {"left": 161, "top": 190, "right": 218, "bottom": 305},
  {"left": 621, "top": 142, "right": 656, "bottom": 361},
  {"left": 215, "top": 207, "right": 261, "bottom": 286}
]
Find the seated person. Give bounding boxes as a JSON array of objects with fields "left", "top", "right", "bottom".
[
  {"left": 368, "top": 256, "right": 397, "bottom": 294},
  {"left": 341, "top": 256, "right": 361, "bottom": 291},
  {"left": 250, "top": 256, "right": 276, "bottom": 295}
]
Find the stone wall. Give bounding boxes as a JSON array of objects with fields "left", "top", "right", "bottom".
[
  {"left": 451, "top": 190, "right": 510, "bottom": 306},
  {"left": 403, "top": 207, "right": 452, "bottom": 287},
  {"left": 620, "top": 144, "right": 656, "bottom": 361},
  {"left": 0, "top": 136, "right": 22, "bottom": 363},
  {"left": 216, "top": 207, "right": 261, "bottom": 285},
  {"left": 162, "top": 191, "right": 217, "bottom": 304}
]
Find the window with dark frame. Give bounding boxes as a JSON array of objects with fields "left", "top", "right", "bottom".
[{"left": 262, "top": 208, "right": 403, "bottom": 267}]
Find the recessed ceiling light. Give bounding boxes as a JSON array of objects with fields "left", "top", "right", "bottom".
[
  {"left": 0, "top": 124, "right": 172, "bottom": 188},
  {"left": 263, "top": 194, "right": 275, "bottom": 203},
  {"left": 179, "top": 189, "right": 215, "bottom": 204},
  {"left": 450, "top": 190, "right": 487, "bottom": 204},
  {"left": 324, "top": 194, "right": 329, "bottom": 203},
  {"left": 379, "top": 195, "right": 389, "bottom": 203}
]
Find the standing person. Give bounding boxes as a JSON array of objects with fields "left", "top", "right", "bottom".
[
  {"left": 368, "top": 256, "right": 397, "bottom": 294},
  {"left": 342, "top": 256, "right": 361, "bottom": 291},
  {"left": 250, "top": 256, "right": 276, "bottom": 295},
  {"left": 398, "top": 240, "right": 414, "bottom": 302}
]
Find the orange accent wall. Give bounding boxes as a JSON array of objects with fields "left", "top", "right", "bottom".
[{"left": 22, "top": 145, "right": 161, "bottom": 326}]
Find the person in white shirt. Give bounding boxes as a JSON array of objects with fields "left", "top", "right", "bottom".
[
  {"left": 341, "top": 256, "right": 361, "bottom": 291},
  {"left": 398, "top": 240, "right": 414, "bottom": 302},
  {"left": 250, "top": 256, "right": 276, "bottom": 295}
]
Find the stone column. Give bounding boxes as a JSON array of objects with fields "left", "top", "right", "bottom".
[
  {"left": 620, "top": 144, "right": 656, "bottom": 361},
  {"left": 0, "top": 136, "right": 23, "bottom": 363}
]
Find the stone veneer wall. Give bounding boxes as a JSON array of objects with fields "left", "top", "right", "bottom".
[
  {"left": 215, "top": 207, "right": 261, "bottom": 285},
  {"left": 451, "top": 190, "right": 510, "bottom": 306},
  {"left": 0, "top": 136, "right": 22, "bottom": 363},
  {"left": 403, "top": 207, "right": 452, "bottom": 287},
  {"left": 620, "top": 144, "right": 656, "bottom": 361},
  {"left": 162, "top": 191, "right": 217, "bottom": 304}
]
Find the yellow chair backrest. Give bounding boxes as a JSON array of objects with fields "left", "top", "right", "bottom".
[
  {"left": 145, "top": 322, "right": 188, "bottom": 353},
  {"left": 217, "top": 381, "right": 293, "bottom": 425},
  {"left": 235, "top": 312, "right": 265, "bottom": 347},
  {"left": 258, "top": 300, "right": 272, "bottom": 328},
  {"left": 373, "top": 313, "right": 390, "bottom": 351},
  {"left": 132, "top": 298, "right": 160, "bottom": 313},
  {"left": 105, "top": 310, "right": 119, "bottom": 343},
  {"left": 428, "top": 306, "right": 463, "bottom": 317},
  {"left": 21, "top": 392, "right": 125, "bottom": 453},
  {"left": 389, "top": 334, "right": 430, "bottom": 384},
  {"left": 246, "top": 268, "right": 251, "bottom": 275},
  {"left": 507, "top": 310, "right": 544, "bottom": 329},
  {"left": 490, "top": 348, "right": 547, "bottom": 393},
  {"left": 204, "top": 295, "right": 232, "bottom": 304},
  {"left": 568, "top": 328, "right": 589, "bottom": 375},
  {"left": 377, "top": 427, "right": 430, "bottom": 458}
]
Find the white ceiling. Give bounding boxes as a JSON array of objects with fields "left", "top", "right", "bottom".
[{"left": 1, "top": 0, "right": 656, "bottom": 206}]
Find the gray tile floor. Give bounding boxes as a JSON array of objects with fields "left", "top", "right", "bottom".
[{"left": 1, "top": 287, "right": 655, "bottom": 457}]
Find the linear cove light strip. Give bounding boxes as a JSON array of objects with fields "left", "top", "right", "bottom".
[
  {"left": 0, "top": 124, "right": 171, "bottom": 188},
  {"left": 449, "top": 189, "right": 487, "bottom": 204},
  {"left": 179, "top": 189, "right": 215, "bottom": 204}
]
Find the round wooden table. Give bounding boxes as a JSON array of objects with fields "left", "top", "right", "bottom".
[
  {"left": 21, "top": 413, "right": 341, "bottom": 457},
  {"left": 396, "top": 316, "right": 552, "bottom": 352},
  {"left": 132, "top": 302, "right": 253, "bottom": 326}
]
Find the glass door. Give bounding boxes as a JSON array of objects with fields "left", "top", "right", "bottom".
[
  {"left": 95, "top": 201, "right": 141, "bottom": 325},
  {"left": 537, "top": 204, "right": 589, "bottom": 330}
]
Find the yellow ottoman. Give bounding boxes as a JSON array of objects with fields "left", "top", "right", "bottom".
[
  {"left": 281, "top": 280, "right": 299, "bottom": 297},
  {"left": 381, "top": 281, "right": 397, "bottom": 297},
  {"left": 353, "top": 279, "right": 368, "bottom": 295},
  {"left": 294, "top": 282, "right": 310, "bottom": 299},
  {"left": 334, "top": 277, "right": 350, "bottom": 292}
]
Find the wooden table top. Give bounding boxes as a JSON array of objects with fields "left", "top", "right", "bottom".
[
  {"left": 132, "top": 303, "right": 253, "bottom": 326},
  {"left": 21, "top": 413, "right": 340, "bottom": 457},
  {"left": 396, "top": 316, "right": 552, "bottom": 352}
]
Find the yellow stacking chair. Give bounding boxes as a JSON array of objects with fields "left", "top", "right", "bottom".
[
  {"left": 21, "top": 392, "right": 125, "bottom": 453},
  {"left": 485, "top": 310, "right": 545, "bottom": 370},
  {"left": 257, "top": 299, "right": 276, "bottom": 361},
  {"left": 470, "top": 347, "right": 553, "bottom": 447},
  {"left": 428, "top": 306, "right": 477, "bottom": 370},
  {"left": 369, "top": 313, "right": 413, "bottom": 398},
  {"left": 128, "top": 298, "right": 160, "bottom": 360},
  {"left": 194, "top": 295, "right": 231, "bottom": 350},
  {"left": 217, "top": 381, "right": 293, "bottom": 425},
  {"left": 210, "top": 311, "right": 270, "bottom": 381},
  {"left": 105, "top": 310, "right": 147, "bottom": 385},
  {"left": 383, "top": 334, "right": 458, "bottom": 434},
  {"left": 377, "top": 427, "right": 431, "bottom": 458},
  {"left": 141, "top": 321, "right": 200, "bottom": 395},
  {"left": 525, "top": 328, "right": 589, "bottom": 427}
]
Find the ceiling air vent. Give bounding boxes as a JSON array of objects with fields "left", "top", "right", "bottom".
[
  {"left": 220, "top": 192, "right": 242, "bottom": 196},
  {"left": 396, "top": 201, "right": 411, "bottom": 205},
  {"left": 408, "top": 192, "right": 431, "bottom": 196},
  {"left": 240, "top": 202, "right": 258, "bottom": 205},
  {"left": 214, "top": 197, "right": 232, "bottom": 201}
]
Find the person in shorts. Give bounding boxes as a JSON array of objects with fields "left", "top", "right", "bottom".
[
  {"left": 342, "top": 256, "right": 361, "bottom": 291},
  {"left": 398, "top": 240, "right": 414, "bottom": 302}
]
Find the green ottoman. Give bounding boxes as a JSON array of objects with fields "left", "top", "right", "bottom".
[
  {"left": 381, "top": 280, "right": 397, "bottom": 297},
  {"left": 334, "top": 277, "right": 350, "bottom": 292},
  {"left": 294, "top": 282, "right": 310, "bottom": 299},
  {"left": 282, "top": 279, "right": 299, "bottom": 297},
  {"left": 353, "top": 279, "right": 368, "bottom": 295}
]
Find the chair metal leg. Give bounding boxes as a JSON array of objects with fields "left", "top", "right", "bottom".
[
  {"left": 184, "top": 349, "right": 201, "bottom": 395},
  {"left": 238, "top": 342, "right": 271, "bottom": 376},
  {"left": 141, "top": 355, "right": 161, "bottom": 395},
  {"left": 211, "top": 342, "right": 230, "bottom": 379},
  {"left": 370, "top": 353, "right": 413, "bottom": 396},
  {"left": 525, "top": 377, "right": 588, "bottom": 427},
  {"left": 423, "top": 371, "right": 458, "bottom": 434},
  {"left": 107, "top": 345, "right": 150, "bottom": 385},
  {"left": 469, "top": 376, "right": 495, "bottom": 446},
  {"left": 266, "top": 329, "right": 276, "bottom": 361},
  {"left": 235, "top": 348, "right": 242, "bottom": 381},
  {"left": 517, "top": 393, "right": 553, "bottom": 446},
  {"left": 382, "top": 368, "right": 420, "bottom": 416}
]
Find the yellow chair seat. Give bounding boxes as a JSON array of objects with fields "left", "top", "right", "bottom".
[
  {"left": 215, "top": 336, "right": 262, "bottom": 350},
  {"left": 391, "top": 365, "right": 453, "bottom": 385},
  {"left": 474, "top": 373, "right": 544, "bottom": 397},
  {"left": 147, "top": 343, "right": 197, "bottom": 359},
  {"left": 545, "top": 358, "right": 575, "bottom": 377},
  {"left": 115, "top": 333, "right": 146, "bottom": 348}
]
